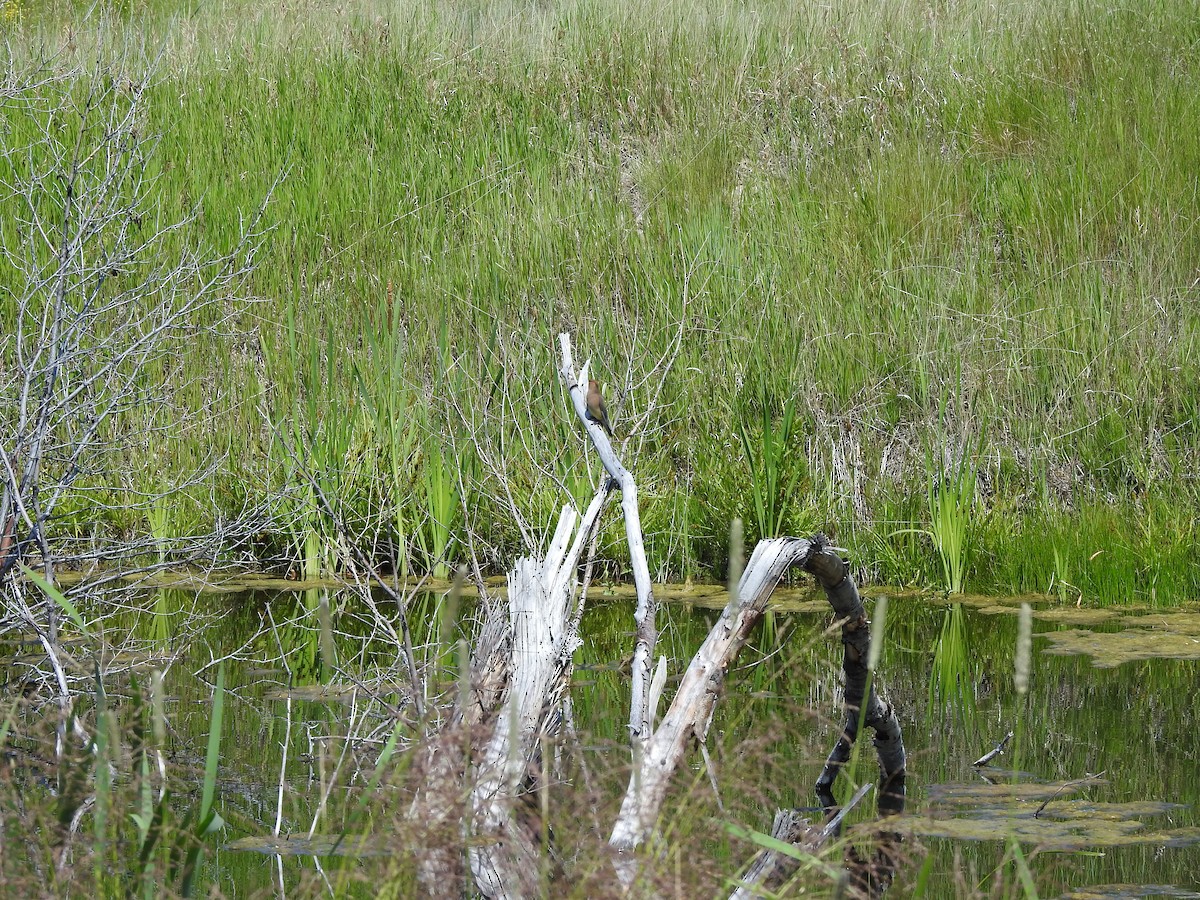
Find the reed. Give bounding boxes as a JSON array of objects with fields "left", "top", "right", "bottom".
[
  {"left": 925, "top": 420, "right": 986, "bottom": 596},
  {"left": 928, "top": 603, "right": 976, "bottom": 722},
  {"left": 736, "top": 385, "right": 804, "bottom": 541}
]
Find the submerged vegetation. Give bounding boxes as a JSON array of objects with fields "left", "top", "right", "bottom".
[{"left": 3, "top": 0, "right": 1199, "bottom": 601}]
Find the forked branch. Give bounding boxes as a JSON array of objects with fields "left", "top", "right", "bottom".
[{"left": 557, "top": 332, "right": 657, "bottom": 747}]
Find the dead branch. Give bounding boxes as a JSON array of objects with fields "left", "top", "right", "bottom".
[
  {"left": 802, "top": 538, "right": 906, "bottom": 806},
  {"left": 558, "top": 332, "right": 656, "bottom": 748},
  {"left": 0, "top": 44, "right": 271, "bottom": 706},
  {"left": 609, "top": 537, "right": 814, "bottom": 884},
  {"left": 730, "top": 783, "right": 873, "bottom": 900},
  {"left": 467, "top": 491, "right": 607, "bottom": 899},
  {"left": 972, "top": 730, "right": 1014, "bottom": 768}
]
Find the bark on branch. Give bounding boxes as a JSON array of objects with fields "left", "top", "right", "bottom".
[{"left": 801, "top": 536, "right": 906, "bottom": 807}]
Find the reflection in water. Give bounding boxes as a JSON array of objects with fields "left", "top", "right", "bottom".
[
  {"left": 95, "top": 588, "right": 1200, "bottom": 895},
  {"left": 928, "top": 603, "right": 977, "bottom": 727},
  {"left": 280, "top": 587, "right": 324, "bottom": 683},
  {"left": 143, "top": 588, "right": 187, "bottom": 646},
  {"left": 847, "top": 771, "right": 907, "bottom": 897}
]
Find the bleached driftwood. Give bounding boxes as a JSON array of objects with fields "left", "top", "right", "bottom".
[
  {"left": 729, "top": 783, "right": 872, "bottom": 899},
  {"left": 733, "top": 808, "right": 814, "bottom": 898},
  {"left": 408, "top": 593, "right": 511, "bottom": 898},
  {"left": 729, "top": 538, "right": 907, "bottom": 899},
  {"left": 609, "top": 537, "right": 814, "bottom": 883},
  {"left": 557, "top": 332, "right": 657, "bottom": 746},
  {"left": 468, "top": 490, "right": 607, "bottom": 899}
]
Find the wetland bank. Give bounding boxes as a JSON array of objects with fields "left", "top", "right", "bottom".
[{"left": 2, "top": 0, "right": 1200, "bottom": 895}]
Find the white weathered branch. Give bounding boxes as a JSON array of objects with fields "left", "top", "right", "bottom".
[
  {"left": 557, "top": 332, "right": 656, "bottom": 747},
  {"left": 608, "top": 537, "right": 812, "bottom": 882},
  {"left": 729, "top": 783, "right": 872, "bottom": 899},
  {"left": 469, "top": 489, "right": 606, "bottom": 899}
]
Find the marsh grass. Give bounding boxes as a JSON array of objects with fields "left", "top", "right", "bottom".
[
  {"left": 0, "top": 663, "right": 229, "bottom": 897},
  {"left": 1049, "top": 546, "right": 1078, "bottom": 604},
  {"left": 353, "top": 288, "right": 422, "bottom": 578},
  {"left": 926, "top": 415, "right": 987, "bottom": 596},
  {"left": 3, "top": 0, "right": 1199, "bottom": 599},
  {"left": 736, "top": 386, "right": 806, "bottom": 541}
]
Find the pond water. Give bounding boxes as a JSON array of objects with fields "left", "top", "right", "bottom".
[{"left": 55, "top": 584, "right": 1200, "bottom": 896}]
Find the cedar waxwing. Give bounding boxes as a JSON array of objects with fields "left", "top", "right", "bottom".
[{"left": 586, "top": 379, "right": 614, "bottom": 437}]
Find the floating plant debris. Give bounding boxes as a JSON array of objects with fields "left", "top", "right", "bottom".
[
  {"left": 1040, "top": 625, "right": 1200, "bottom": 668},
  {"left": 1062, "top": 886, "right": 1200, "bottom": 899},
  {"left": 226, "top": 833, "right": 391, "bottom": 857},
  {"left": 888, "top": 780, "right": 1200, "bottom": 851}
]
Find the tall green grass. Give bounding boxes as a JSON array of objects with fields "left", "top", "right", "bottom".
[
  {"left": 2, "top": 0, "right": 1199, "bottom": 600},
  {"left": 736, "top": 384, "right": 806, "bottom": 541},
  {"left": 15, "top": 665, "right": 231, "bottom": 897}
]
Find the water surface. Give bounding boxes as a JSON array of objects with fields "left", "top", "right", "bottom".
[{"left": 114, "top": 585, "right": 1200, "bottom": 895}]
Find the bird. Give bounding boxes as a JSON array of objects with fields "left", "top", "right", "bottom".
[{"left": 586, "top": 379, "right": 614, "bottom": 437}]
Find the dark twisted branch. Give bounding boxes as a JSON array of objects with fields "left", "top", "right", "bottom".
[{"left": 802, "top": 535, "right": 905, "bottom": 809}]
